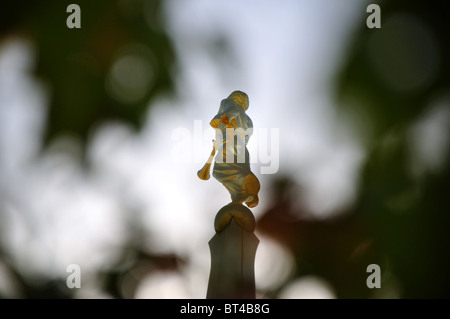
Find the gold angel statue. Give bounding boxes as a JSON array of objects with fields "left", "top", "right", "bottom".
[{"left": 197, "top": 91, "right": 260, "bottom": 208}]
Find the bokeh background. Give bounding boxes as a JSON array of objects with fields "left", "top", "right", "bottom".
[{"left": 0, "top": 0, "right": 449, "bottom": 298}]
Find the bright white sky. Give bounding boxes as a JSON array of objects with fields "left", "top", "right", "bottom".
[{"left": 0, "top": 0, "right": 371, "bottom": 298}]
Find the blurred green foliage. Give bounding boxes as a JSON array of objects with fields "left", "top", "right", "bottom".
[
  {"left": 259, "top": 0, "right": 450, "bottom": 298},
  {"left": 0, "top": 0, "right": 179, "bottom": 299},
  {"left": 336, "top": 0, "right": 450, "bottom": 140},
  {"left": 0, "top": 0, "right": 176, "bottom": 148},
  {"left": 337, "top": 0, "right": 450, "bottom": 298}
]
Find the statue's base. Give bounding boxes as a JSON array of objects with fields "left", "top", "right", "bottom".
[
  {"left": 207, "top": 204, "right": 259, "bottom": 299},
  {"left": 214, "top": 203, "right": 256, "bottom": 233}
]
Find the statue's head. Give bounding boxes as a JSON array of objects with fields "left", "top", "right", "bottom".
[{"left": 228, "top": 91, "right": 249, "bottom": 111}]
